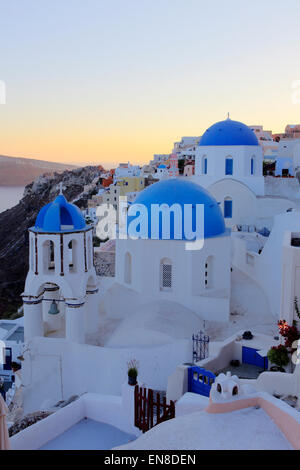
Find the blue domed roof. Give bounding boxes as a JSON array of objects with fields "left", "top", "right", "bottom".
[
  {"left": 158, "top": 164, "right": 167, "bottom": 169},
  {"left": 127, "top": 179, "right": 226, "bottom": 240},
  {"left": 34, "top": 194, "right": 86, "bottom": 232},
  {"left": 199, "top": 119, "right": 259, "bottom": 147}
]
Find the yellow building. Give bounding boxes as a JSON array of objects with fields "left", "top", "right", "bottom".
[
  {"left": 88, "top": 177, "right": 146, "bottom": 217},
  {"left": 115, "top": 176, "right": 145, "bottom": 195}
]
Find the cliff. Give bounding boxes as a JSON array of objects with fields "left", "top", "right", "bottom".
[
  {"left": 0, "top": 155, "right": 77, "bottom": 186},
  {"left": 0, "top": 166, "right": 102, "bottom": 318}
]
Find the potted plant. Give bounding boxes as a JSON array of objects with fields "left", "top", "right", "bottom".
[
  {"left": 267, "top": 345, "right": 289, "bottom": 372},
  {"left": 127, "top": 359, "right": 139, "bottom": 386}
]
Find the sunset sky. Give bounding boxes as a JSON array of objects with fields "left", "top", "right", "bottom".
[{"left": 1, "top": 0, "right": 300, "bottom": 167}]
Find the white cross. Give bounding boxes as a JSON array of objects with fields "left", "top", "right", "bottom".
[{"left": 58, "top": 182, "right": 66, "bottom": 195}]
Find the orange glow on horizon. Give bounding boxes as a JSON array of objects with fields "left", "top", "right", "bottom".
[{"left": 0, "top": 112, "right": 298, "bottom": 169}]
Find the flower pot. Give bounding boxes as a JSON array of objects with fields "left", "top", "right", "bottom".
[{"left": 128, "top": 375, "right": 137, "bottom": 386}]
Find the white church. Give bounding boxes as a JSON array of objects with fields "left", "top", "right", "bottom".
[{"left": 192, "top": 117, "right": 296, "bottom": 229}]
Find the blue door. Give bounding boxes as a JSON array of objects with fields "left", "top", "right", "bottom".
[
  {"left": 188, "top": 367, "right": 215, "bottom": 397},
  {"left": 242, "top": 346, "right": 267, "bottom": 369},
  {"left": 225, "top": 158, "right": 233, "bottom": 175},
  {"left": 224, "top": 200, "right": 232, "bottom": 218},
  {"left": 3, "top": 348, "right": 12, "bottom": 371},
  {"left": 203, "top": 158, "right": 207, "bottom": 174}
]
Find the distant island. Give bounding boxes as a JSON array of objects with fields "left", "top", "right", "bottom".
[{"left": 0, "top": 154, "right": 77, "bottom": 186}]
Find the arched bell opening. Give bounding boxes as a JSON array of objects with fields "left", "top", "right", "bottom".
[{"left": 41, "top": 283, "right": 66, "bottom": 338}]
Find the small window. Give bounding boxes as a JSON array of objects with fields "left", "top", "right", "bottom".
[
  {"left": 204, "top": 256, "right": 213, "bottom": 289},
  {"left": 202, "top": 156, "right": 208, "bottom": 175},
  {"left": 68, "top": 241, "right": 74, "bottom": 269},
  {"left": 224, "top": 198, "right": 232, "bottom": 219},
  {"left": 160, "top": 258, "right": 172, "bottom": 290},
  {"left": 49, "top": 241, "right": 55, "bottom": 270},
  {"left": 68, "top": 239, "right": 78, "bottom": 272},
  {"left": 225, "top": 158, "right": 233, "bottom": 175},
  {"left": 251, "top": 157, "right": 255, "bottom": 175}
]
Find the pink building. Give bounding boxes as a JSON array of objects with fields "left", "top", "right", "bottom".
[{"left": 168, "top": 153, "right": 179, "bottom": 178}]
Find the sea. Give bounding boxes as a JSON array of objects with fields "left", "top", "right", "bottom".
[{"left": 0, "top": 186, "right": 25, "bottom": 214}]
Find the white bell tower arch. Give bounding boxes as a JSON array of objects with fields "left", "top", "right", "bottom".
[{"left": 22, "top": 188, "right": 99, "bottom": 344}]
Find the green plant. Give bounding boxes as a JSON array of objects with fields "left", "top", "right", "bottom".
[
  {"left": 93, "top": 236, "right": 101, "bottom": 247},
  {"left": 177, "top": 159, "right": 185, "bottom": 175},
  {"left": 127, "top": 359, "right": 139, "bottom": 378},
  {"left": 267, "top": 345, "right": 290, "bottom": 368}
]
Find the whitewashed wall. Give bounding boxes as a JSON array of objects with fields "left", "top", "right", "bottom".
[
  {"left": 232, "top": 211, "right": 300, "bottom": 317},
  {"left": 116, "top": 234, "right": 231, "bottom": 322},
  {"left": 21, "top": 336, "right": 192, "bottom": 414}
]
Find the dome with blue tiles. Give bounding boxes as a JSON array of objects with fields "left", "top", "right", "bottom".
[
  {"left": 199, "top": 118, "right": 259, "bottom": 147},
  {"left": 128, "top": 179, "right": 226, "bottom": 240},
  {"left": 34, "top": 192, "right": 86, "bottom": 233}
]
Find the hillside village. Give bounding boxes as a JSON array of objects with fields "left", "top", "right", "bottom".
[{"left": 2, "top": 118, "right": 300, "bottom": 450}]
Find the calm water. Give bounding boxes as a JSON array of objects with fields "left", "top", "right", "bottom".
[{"left": 0, "top": 186, "right": 25, "bottom": 213}]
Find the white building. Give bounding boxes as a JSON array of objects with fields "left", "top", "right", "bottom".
[
  {"left": 190, "top": 118, "right": 296, "bottom": 229},
  {"left": 150, "top": 154, "right": 169, "bottom": 166},
  {"left": 114, "top": 162, "right": 141, "bottom": 182},
  {"left": 280, "top": 231, "right": 300, "bottom": 325},
  {"left": 250, "top": 125, "right": 278, "bottom": 158},
  {"left": 155, "top": 164, "right": 169, "bottom": 180},
  {"left": 194, "top": 117, "right": 265, "bottom": 196},
  {"left": 116, "top": 179, "right": 231, "bottom": 322},
  {"left": 232, "top": 209, "right": 300, "bottom": 317},
  {"left": 173, "top": 136, "right": 200, "bottom": 161}
]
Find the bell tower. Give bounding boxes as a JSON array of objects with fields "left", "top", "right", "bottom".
[
  {"left": 22, "top": 187, "right": 99, "bottom": 344},
  {"left": 169, "top": 153, "right": 179, "bottom": 178}
]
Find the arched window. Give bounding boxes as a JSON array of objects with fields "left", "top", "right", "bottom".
[
  {"left": 30, "top": 236, "right": 34, "bottom": 271},
  {"left": 87, "top": 236, "right": 92, "bottom": 270},
  {"left": 68, "top": 240, "right": 77, "bottom": 272},
  {"left": 225, "top": 157, "right": 233, "bottom": 175},
  {"left": 160, "top": 258, "right": 172, "bottom": 291},
  {"left": 224, "top": 197, "right": 233, "bottom": 219},
  {"left": 49, "top": 241, "right": 55, "bottom": 268},
  {"left": 251, "top": 156, "right": 255, "bottom": 175},
  {"left": 204, "top": 256, "right": 213, "bottom": 289},
  {"left": 43, "top": 240, "right": 55, "bottom": 273},
  {"left": 124, "top": 252, "right": 132, "bottom": 284},
  {"left": 202, "top": 156, "right": 207, "bottom": 175}
]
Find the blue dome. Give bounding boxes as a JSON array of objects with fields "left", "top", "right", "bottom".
[
  {"left": 158, "top": 164, "right": 167, "bottom": 169},
  {"left": 34, "top": 194, "right": 86, "bottom": 232},
  {"left": 199, "top": 119, "right": 259, "bottom": 146},
  {"left": 127, "top": 179, "right": 226, "bottom": 240}
]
